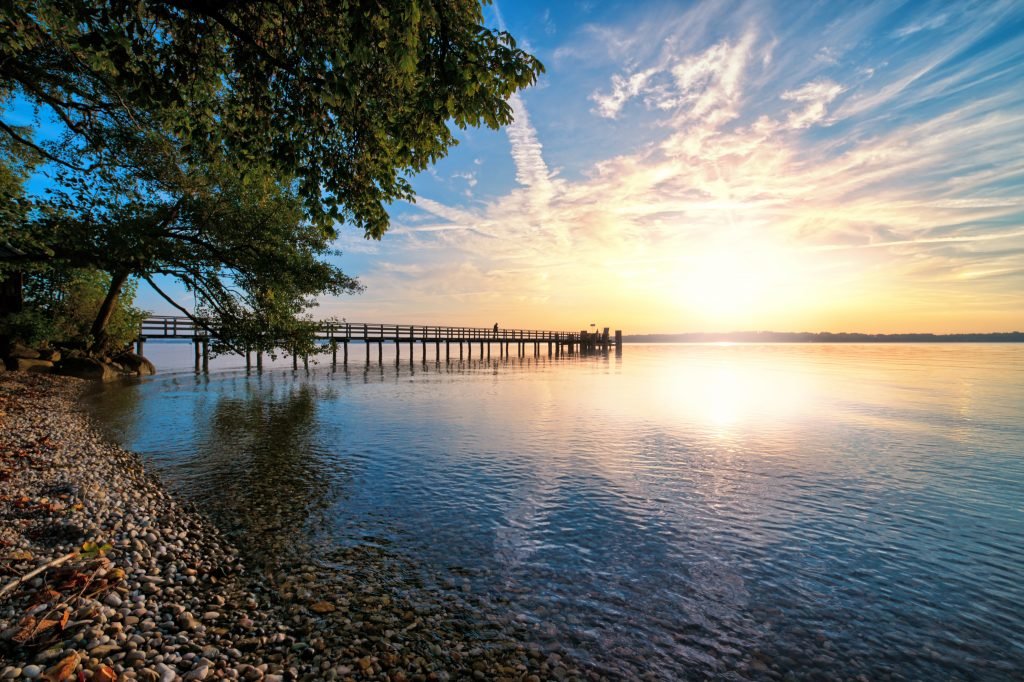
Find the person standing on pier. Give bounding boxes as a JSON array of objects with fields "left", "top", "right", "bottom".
[{"left": 493, "top": 323, "right": 499, "bottom": 335}]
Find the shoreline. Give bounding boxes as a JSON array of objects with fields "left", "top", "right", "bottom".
[{"left": 0, "top": 373, "right": 593, "bottom": 682}]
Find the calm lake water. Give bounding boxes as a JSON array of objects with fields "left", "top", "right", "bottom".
[{"left": 87, "top": 343, "right": 1024, "bottom": 680}]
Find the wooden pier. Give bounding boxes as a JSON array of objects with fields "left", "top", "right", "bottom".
[{"left": 135, "top": 317, "right": 622, "bottom": 371}]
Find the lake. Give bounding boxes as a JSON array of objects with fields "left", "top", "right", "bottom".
[{"left": 87, "top": 343, "right": 1024, "bottom": 679}]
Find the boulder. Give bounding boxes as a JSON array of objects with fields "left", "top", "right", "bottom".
[
  {"left": 37, "top": 348, "right": 62, "bottom": 362},
  {"left": 7, "top": 342, "right": 40, "bottom": 359},
  {"left": 115, "top": 352, "right": 156, "bottom": 376},
  {"left": 54, "top": 357, "right": 120, "bottom": 382},
  {"left": 7, "top": 357, "right": 54, "bottom": 373}
]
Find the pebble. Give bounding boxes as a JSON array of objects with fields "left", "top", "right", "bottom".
[{"left": 0, "top": 374, "right": 584, "bottom": 682}]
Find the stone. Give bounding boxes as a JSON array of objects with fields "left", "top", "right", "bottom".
[
  {"left": 310, "top": 601, "right": 336, "bottom": 614},
  {"left": 37, "top": 348, "right": 61, "bottom": 362},
  {"left": 21, "top": 665, "right": 41, "bottom": 679},
  {"left": 54, "top": 356, "right": 120, "bottom": 382},
  {"left": 6, "top": 357, "right": 53, "bottom": 373},
  {"left": 115, "top": 352, "right": 157, "bottom": 376}
]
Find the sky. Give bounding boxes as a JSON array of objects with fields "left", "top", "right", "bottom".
[{"left": 156, "top": 1, "right": 1024, "bottom": 333}]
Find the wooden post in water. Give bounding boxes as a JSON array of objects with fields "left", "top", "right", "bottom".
[
  {"left": 136, "top": 338, "right": 145, "bottom": 356},
  {"left": 615, "top": 330, "right": 622, "bottom": 355},
  {"left": 396, "top": 338, "right": 400, "bottom": 364},
  {"left": 257, "top": 351, "right": 263, "bottom": 371},
  {"left": 331, "top": 340, "right": 337, "bottom": 369},
  {"left": 377, "top": 341, "right": 382, "bottom": 366},
  {"left": 202, "top": 339, "right": 209, "bottom": 373},
  {"left": 194, "top": 339, "right": 201, "bottom": 371},
  {"left": 245, "top": 348, "right": 251, "bottom": 369},
  {"left": 343, "top": 341, "right": 348, "bottom": 366},
  {"left": 365, "top": 340, "right": 370, "bottom": 365},
  {"left": 445, "top": 340, "right": 450, "bottom": 363}
]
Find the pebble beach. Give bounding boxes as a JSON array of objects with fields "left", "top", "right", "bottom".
[{"left": 0, "top": 373, "right": 593, "bottom": 682}]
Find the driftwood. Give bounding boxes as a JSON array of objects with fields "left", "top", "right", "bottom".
[{"left": 0, "top": 551, "right": 77, "bottom": 600}]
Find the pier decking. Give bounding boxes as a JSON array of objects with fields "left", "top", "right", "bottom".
[{"left": 136, "top": 316, "right": 622, "bottom": 371}]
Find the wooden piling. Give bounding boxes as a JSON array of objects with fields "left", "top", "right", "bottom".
[
  {"left": 194, "top": 339, "right": 201, "bottom": 371},
  {"left": 202, "top": 340, "right": 209, "bottom": 373},
  {"left": 257, "top": 351, "right": 263, "bottom": 370},
  {"left": 343, "top": 341, "right": 348, "bottom": 366}
]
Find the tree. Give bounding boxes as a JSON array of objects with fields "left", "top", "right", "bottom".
[
  {"left": 0, "top": 265, "right": 147, "bottom": 350},
  {"left": 0, "top": 0, "right": 544, "bottom": 352}
]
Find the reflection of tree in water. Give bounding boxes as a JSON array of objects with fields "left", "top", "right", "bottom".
[{"left": 185, "top": 380, "right": 351, "bottom": 567}]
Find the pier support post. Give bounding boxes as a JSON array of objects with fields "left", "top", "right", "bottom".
[
  {"left": 436, "top": 342, "right": 440, "bottom": 363},
  {"left": 365, "top": 341, "right": 370, "bottom": 365},
  {"left": 331, "top": 340, "right": 337, "bottom": 368},
  {"left": 459, "top": 342, "right": 463, "bottom": 361},
  {"left": 344, "top": 341, "right": 348, "bottom": 366},
  {"left": 446, "top": 340, "right": 450, "bottom": 363},
  {"left": 615, "top": 330, "right": 622, "bottom": 355},
  {"left": 194, "top": 339, "right": 201, "bottom": 371},
  {"left": 246, "top": 348, "right": 251, "bottom": 369},
  {"left": 257, "top": 351, "right": 263, "bottom": 371},
  {"left": 396, "top": 339, "right": 400, "bottom": 364},
  {"left": 136, "top": 338, "right": 145, "bottom": 356},
  {"left": 378, "top": 341, "right": 383, "bottom": 366},
  {"left": 202, "top": 339, "right": 209, "bottom": 373}
]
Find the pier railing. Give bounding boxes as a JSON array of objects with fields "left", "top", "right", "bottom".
[
  {"left": 136, "top": 316, "right": 622, "bottom": 370},
  {"left": 139, "top": 316, "right": 580, "bottom": 342}
]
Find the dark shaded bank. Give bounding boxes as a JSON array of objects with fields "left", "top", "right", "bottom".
[{"left": 0, "top": 374, "right": 598, "bottom": 682}]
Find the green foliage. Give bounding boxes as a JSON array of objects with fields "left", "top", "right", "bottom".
[
  {"left": 0, "top": 1, "right": 543, "bottom": 352},
  {"left": 0, "top": 0, "right": 544, "bottom": 236},
  {"left": 1, "top": 266, "right": 147, "bottom": 350}
]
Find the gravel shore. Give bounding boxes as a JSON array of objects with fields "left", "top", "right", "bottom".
[{"left": 0, "top": 373, "right": 593, "bottom": 682}]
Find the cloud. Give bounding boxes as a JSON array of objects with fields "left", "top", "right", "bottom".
[
  {"left": 590, "top": 30, "right": 756, "bottom": 126},
  {"left": 327, "top": 1, "right": 1024, "bottom": 332},
  {"left": 781, "top": 79, "right": 844, "bottom": 128},
  {"left": 892, "top": 13, "right": 949, "bottom": 38}
]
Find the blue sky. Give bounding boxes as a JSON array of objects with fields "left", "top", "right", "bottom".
[{"left": 142, "top": 1, "right": 1024, "bottom": 332}]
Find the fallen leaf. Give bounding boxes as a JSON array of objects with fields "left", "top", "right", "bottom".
[
  {"left": 59, "top": 609, "right": 70, "bottom": 630},
  {"left": 11, "top": 616, "right": 37, "bottom": 643},
  {"left": 6, "top": 549, "right": 33, "bottom": 561},
  {"left": 91, "top": 664, "right": 116, "bottom": 682},
  {"left": 42, "top": 651, "right": 79, "bottom": 681}
]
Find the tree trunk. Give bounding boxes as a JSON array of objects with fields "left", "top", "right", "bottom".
[{"left": 89, "top": 269, "right": 130, "bottom": 353}]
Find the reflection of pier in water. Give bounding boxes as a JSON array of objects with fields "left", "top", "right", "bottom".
[{"left": 136, "top": 317, "right": 623, "bottom": 371}]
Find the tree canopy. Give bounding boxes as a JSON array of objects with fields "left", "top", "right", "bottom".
[{"left": 0, "top": 0, "right": 543, "bottom": 353}]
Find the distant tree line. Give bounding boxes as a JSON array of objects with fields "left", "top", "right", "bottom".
[
  {"left": 0, "top": 0, "right": 543, "bottom": 356},
  {"left": 624, "top": 331, "right": 1024, "bottom": 343}
]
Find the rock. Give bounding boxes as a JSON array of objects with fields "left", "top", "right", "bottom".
[
  {"left": 310, "top": 601, "right": 336, "bottom": 614},
  {"left": 6, "top": 357, "right": 53, "bottom": 373},
  {"left": 37, "top": 348, "right": 61, "bottom": 362},
  {"left": 21, "top": 665, "right": 41, "bottom": 679},
  {"left": 103, "top": 592, "right": 124, "bottom": 608},
  {"left": 7, "top": 342, "right": 40, "bottom": 359},
  {"left": 115, "top": 351, "right": 157, "bottom": 376},
  {"left": 54, "top": 356, "right": 120, "bottom": 382}
]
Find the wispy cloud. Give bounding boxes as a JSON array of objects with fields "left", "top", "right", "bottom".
[{"left": 328, "top": 0, "right": 1024, "bottom": 333}]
